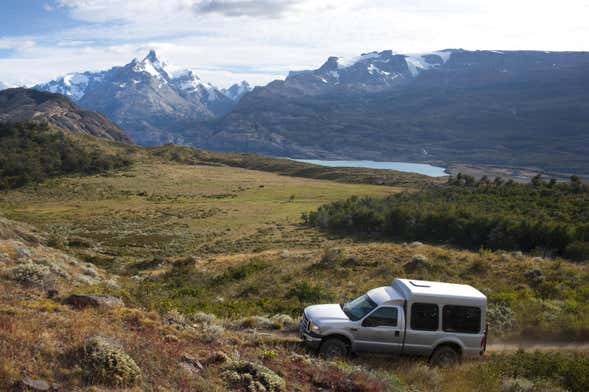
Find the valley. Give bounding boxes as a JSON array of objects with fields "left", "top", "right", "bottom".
[{"left": 1, "top": 133, "right": 589, "bottom": 390}]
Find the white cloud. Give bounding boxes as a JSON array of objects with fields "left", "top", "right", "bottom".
[
  {"left": 1, "top": 0, "right": 588, "bottom": 87},
  {"left": 0, "top": 37, "right": 36, "bottom": 50}
]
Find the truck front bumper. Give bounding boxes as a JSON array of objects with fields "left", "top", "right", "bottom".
[{"left": 299, "top": 320, "right": 322, "bottom": 349}]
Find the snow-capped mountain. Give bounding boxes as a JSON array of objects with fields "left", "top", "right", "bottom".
[
  {"left": 282, "top": 49, "right": 452, "bottom": 95},
  {"left": 0, "top": 82, "right": 12, "bottom": 91},
  {"left": 35, "top": 71, "right": 106, "bottom": 101},
  {"left": 222, "top": 81, "right": 252, "bottom": 102},
  {"left": 208, "top": 49, "right": 589, "bottom": 173},
  {"left": 34, "top": 50, "right": 243, "bottom": 145}
]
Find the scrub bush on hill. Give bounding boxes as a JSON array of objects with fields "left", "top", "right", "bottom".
[
  {"left": 307, "top": 176, "right": 589, "bottom": 259},
  {"left": 483, "top": 351, "right": 589, "bottom": 392},
  {"left": 0, "top": 122, "right": 131, "bottom": 189}
]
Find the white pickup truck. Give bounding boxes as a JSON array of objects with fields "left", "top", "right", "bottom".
[{"left": 300, "top": 278, "right": 487, "bottom": 366}]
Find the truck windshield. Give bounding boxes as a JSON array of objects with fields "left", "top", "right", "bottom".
[{"left": 342, "top": 294, "right": 377, "bottom": 321}]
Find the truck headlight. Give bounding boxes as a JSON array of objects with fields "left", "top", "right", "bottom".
[{"left": 309, "top": 320, "right": 321, "bottom": 334}]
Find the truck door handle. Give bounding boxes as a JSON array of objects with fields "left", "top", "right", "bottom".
[
  {"left": 395, "top": 331, "right": 400, "bottom": 337},
  {"left": 350, "top": 328, "right": 358, "bottom": 331}
]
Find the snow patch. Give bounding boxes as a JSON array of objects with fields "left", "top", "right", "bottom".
[
  {"left": 404, "top": 51, "right": 453, "bottom": 76},
  {"left": 337, "top": 52, "right": 381, "bottom": 69},
  {"left": 328, "top": 70, "right": 340, "bottom": 79}
]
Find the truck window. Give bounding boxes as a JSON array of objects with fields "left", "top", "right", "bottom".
[
  {"left": 442, "top": 305, "right": 481, "bottom": 334},
  {"left": 410, "top": 303, "right": 439, "bottom": 331},
  {"left": 363, "top": 307, "right": 398, "bottom": 327},
  {"left": 342, "top": 294, "right": 377, "bottom": 321}
]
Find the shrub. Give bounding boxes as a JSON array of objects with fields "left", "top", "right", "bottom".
[
  {"left": 222, "top": 361, "right": 286, "bottom": 392},
  {"left": 7, "top": 263, "right": 51, "bottom": 287},
  {"left": 487, "top": 351, "right": 589, "bottom": 392},
  {"left": 78, "top": 336, "right": 141, "bottom": 387},
  {"left": 190, "top": 311, "right": 217, "bottom": 325},
  {"left": 486, "top": 303, "right": 515, "bottom": 336},
  {"left": 269, "top": 314, "right": 297, "bottom": 330},
  {"left": 286, "top": 282, "right": 330, "bottom": 303},
  {"left": 199, "top": 324, "right": 225, "bottom": 343},
  {"left": 565, "top": 241, "right": 589, "bottom": 262},
  {"left": 238, "top": 316, "right": 273, "bottom": 329}
]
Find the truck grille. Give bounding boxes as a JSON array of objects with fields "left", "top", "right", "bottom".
[{"left": 302, "top": 313, "right": 310, "bottom": 332}]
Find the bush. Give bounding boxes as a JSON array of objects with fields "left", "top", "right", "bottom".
[
  {"left": 79, "top": 336, "right": 141, "bottom": 387},
  {"left": 565, "top": 241, "right": 589, "bottom": 262},
  {"left": 7, "top": 263, "right": 52, "bottom": 287},
  {"left": 487, "top": 351, "right": 589, "bottom": 392},
  {"left": 222, "top": 361, "right": 286, "bottom": 392},
  {"left": 238, "top": 316, "right": 273, "bottom": 329},
  {"left": 286, "top": 282, "right": 330, "bottom": 303}
]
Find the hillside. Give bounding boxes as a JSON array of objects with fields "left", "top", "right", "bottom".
[
  {"left": 1, "top": 151, "right": 589, "bottom": 390},
  {"left": 0, "top": 88, "right": 132, "bottom": 143},
  {"left": 201, "top": 50, "right": 589, "bottom": 176},
  {"left": 0, "top": 122, "right": 132, "bottom": 189}
]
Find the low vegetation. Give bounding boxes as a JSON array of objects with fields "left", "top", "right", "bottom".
[{"left": 306, "top": 175, "right": 589, "bottom": 260}]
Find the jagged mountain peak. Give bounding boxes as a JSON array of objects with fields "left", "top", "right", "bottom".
[
  {"left": 145, "top": 49, "right": 159, "bottom": 62},
  {"left": 222, "top": 81, "right": 252, "bottom": 102},
  {"left": 129, "top": 50, "right": 175, "bottom": 80}
]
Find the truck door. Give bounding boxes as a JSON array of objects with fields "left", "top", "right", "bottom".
[{"left": 353, "top": 305, "right": 404, "bottom": 353}]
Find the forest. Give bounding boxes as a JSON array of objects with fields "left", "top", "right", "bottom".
[
  {"left": 306, "top": 174, "right": 589, "bottom": 261},
  {"left": 0, "top": 122, "right": 131, "bottom": 189}
]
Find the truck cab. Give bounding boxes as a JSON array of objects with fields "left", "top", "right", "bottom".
[{"left": 300, "top": 278, "right": 487, "bottom": 366}]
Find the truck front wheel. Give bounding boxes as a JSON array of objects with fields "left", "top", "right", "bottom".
[
  {"left": 320, "top": 337, "right": 349, "bottom": 358},
  {"left": 430, "top": 345, "right": 460, "bottom": 368}
]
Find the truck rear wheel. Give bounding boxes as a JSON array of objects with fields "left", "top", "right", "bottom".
[
  {"left": 430, "top": 345, "right": 460, "bottom": 368},
  {"left": 320, "top": 337, "right": 349, "bottom": 358}
]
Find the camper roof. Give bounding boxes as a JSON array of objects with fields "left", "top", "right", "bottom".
[{"left": 392, "top": 278, "right": 486, "bottom": 306}]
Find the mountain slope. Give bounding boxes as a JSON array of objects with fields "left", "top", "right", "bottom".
[
  {"left": 0, "top": 88, "right": 132, "bottom": 143},
  {"left": 202, "top": 49, "right": 589, "bottom": 175},
  {"left": 35, "top": 50, "right": 236, "bottom": 146}
]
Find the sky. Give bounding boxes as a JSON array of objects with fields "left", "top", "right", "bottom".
[{"left": 1, "top": 0, "right": 588, "bottom": 88}]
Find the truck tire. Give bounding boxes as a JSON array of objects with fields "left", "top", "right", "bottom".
[
  {"left": 320, "top": 337, "right": 349, "bottom": 358},
  {"left": 430, "top": 345, "right": 460, "bottom": 368}
]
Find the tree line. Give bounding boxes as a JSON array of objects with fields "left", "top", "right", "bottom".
[{"left": 305, "top": 175, "right": 589, "bottom": 261}]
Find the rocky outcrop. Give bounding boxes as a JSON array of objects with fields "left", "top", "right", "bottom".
[
  {"left": 65, "top": 294, "right": 124, "bottom": 309},
  {"left": 0, "top": 88, "right": 131, "bottom": 143},
  {"left": 14, "top": 377, "right": 50, "bottom": 391}
]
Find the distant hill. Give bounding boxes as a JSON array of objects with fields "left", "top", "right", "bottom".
[
  {"left": 34, "top": 50, "right": 251, "bottom": 146},
  {"left": 200, "top": 49, "right": 589, "bottom": 176},
  {"left": 0, "top": 88, "right": 132, "bottom": 143}
]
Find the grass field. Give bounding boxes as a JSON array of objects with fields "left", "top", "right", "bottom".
[{"left": 0, "top": 162, "right": 400, "bottom": 263}]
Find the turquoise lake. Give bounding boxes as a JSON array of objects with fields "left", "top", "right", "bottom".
[{"left": 293, "top": 159, "right": 448, "bottom": 177}]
